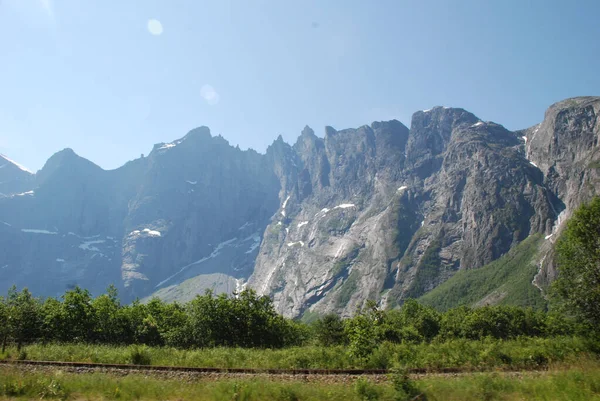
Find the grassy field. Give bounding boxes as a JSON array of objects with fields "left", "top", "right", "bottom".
[
  {"left": 1, "top": 336, "right": 595, "bottom": 371},
  {"left": 419, "top": 235, "right": 546, "bottom": 311},
  {"left": 1, "top": 360, "right": 600, "bottom": 400}
]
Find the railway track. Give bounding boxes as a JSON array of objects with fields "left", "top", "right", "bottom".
[{"left": 0, "top": 359, "right": 548, "bottom": 377}]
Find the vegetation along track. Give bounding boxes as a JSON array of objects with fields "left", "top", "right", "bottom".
[{"left": 0, "top": 360, "right": 551, "bottom": 382}]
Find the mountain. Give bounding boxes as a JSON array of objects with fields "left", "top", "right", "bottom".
[
  {"left": 0, "top": 154, "right": 35, "bottom": 197},
  {"left": 0, "top": 97, "right": 598, "bottom": 316}
]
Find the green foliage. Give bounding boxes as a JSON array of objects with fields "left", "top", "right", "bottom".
[
  {"left": 345, "top": 307, "right": 379, "bottom": 359},
  {"left": 0, "top": 282, "right": 589, "bottom": 367},
  {"left": 419, "top": 235, "right": 545, "bottom": 311},
  {"left": 312, "top": 314, "right": 348, "bottom": 346},
  {"left": 354, "top": 378, "right": 381, "bottom": 401},
  {"left": 405, "top": 240, "right": 441, "bottom": 299},
  {"left": 336, "top": 271, "right": 359, "bottom": 308},
  {"left": 127, "top": 345, "right": 152, "bottom": 365},
  {"left": 0, "top": 286, "right": 303, "bottom": 350},
  {"left": 553, "top": 197, "right": 600, "bottom": 329},
  {"left": 390, "top": 369, "right": 423, "bottom": 401},
  {"left": 1, "top": 336, "right": 595, "bottom": 371}
]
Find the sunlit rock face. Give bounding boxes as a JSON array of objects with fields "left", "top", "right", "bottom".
[{"left": 0, "top": 98, "right": 599, "bottom": 315}]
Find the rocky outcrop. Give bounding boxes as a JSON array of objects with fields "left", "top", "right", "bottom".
[
  {"left": 523, "top": 97, "right": 600, "bottom": 286},
  {"left": 0, "top": 97, "right": 598, "bottom": 315}
]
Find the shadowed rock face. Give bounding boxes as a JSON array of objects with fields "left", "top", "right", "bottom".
[{"left": 0, "top": 97, "right": 599, "bottom": 315}]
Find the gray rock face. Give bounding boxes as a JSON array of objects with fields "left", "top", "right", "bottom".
[
  {"left": 249, "top": 106, "right": 556, "bottom": 317},
  {"left": 0, "top": 97, "right": 598, "bottom": 314},
  {"left": 0, "top": 129, "right": 279, "bottom": 301},
  {"left": 523, "top": 97, "right": 600, "bottom": 286}
]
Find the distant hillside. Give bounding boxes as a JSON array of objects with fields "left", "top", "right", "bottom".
[{"left": 419, "top": 235, "right": 546, "bottom": 311}]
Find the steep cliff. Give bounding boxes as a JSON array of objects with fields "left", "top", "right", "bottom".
[{"left": 0, "top": 97, "right": 598, "bottom": 315}]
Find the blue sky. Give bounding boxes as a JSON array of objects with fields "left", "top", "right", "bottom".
[{"left": 1, "top": 0, "right": 599, "bottom": 171}]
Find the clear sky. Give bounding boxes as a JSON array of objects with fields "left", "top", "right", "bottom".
[{"left": 1, "top": 0, "right": 599, "bottom": 172}]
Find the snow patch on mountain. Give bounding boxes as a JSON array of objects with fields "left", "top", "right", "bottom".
[
  {"left": 21, "top": 229, "right": 57, "bottom": 235},
  {"left": 0, "top": 154, "right": 33, "bottom": 173}
]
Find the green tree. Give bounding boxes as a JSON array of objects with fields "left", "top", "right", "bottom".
[
  {"left": 61, "top": 287, "right": 94, "bottom": 342},
  {"left": 92, "top": 285, "right": 125, "bottom": 344},
  {"left": 554, "top": 197, "right": 600, "bottom": 328},
  {"left": 7, "top": 287, "right": 42, "bottom": 350},
  {"left": 345, "top": 301, "right": 380, "bottom": 359},
  {"left": 40, "top": 297, "right": 63, "bottom": 343},
  {"left": 0, "top": 296, "right": 8, "bottom": 352},
  {"left": 312, "top": 314, "right": 348, "bottom": 346}
]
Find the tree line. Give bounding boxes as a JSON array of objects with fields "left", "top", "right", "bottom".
[{"left": 0, "top": 285, "right": 581, "bottom": 354}]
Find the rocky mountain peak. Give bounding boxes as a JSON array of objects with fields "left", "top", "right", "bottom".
[
  {"left": 2, "top": 97, "right": 600, "bottom": 318},
  {"left": 37, "top": 148, "right": 103, "bottom": 185}
]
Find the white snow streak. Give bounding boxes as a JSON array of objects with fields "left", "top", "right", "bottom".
[
  {"left": 158, "top": 143, "right": 176, "bottom": 150},
  {"left": 14, "top": 190, "right": 34, "bottom": 197},
  {"left": 155, "top": 237, "right": 238, "bottom": 288},
  {"left": 287, "top": 241, "right": 305, "bottom": 247},
  {"left": 186, "top": 180, "right": 198, "bottom": 185},
  {"left": 297, "top": 221, "right": 309, "bottom": 228},
  {"left": 21, "top": 229, "right": 57, "bottom": 235},
  {"left": 334, "top": 203, "right": 355, "bottom": 209},
  {"left": 334, "top": 243, "right": 345, "bottom": 259},
  {"left": 0, "top": 154, "right": 33, "bottom": 173},
  {"left": 281, "top": 195, "right": 291, "bottom": 217},
  {"left": 79, "top": 240, "right": 106, "bottom": 252},
  {"left": 397, "top": 186, "right": 408, "bottom": 192},
  {"left": 245, "top": 234, "right": 261, "bottom": 254},
  {"left": 260, "top": 261, "right": 283, "bottom": 295},
  {"left": 235, "top": 279, "right": 247, "bottom": 295},
  {"left": 546, "top": 209, "right": 568, "bottom": 242},
  {"left": 471, "top": 121, "right": 484, "bottom": 128},
  {"left": 142, "top": 228, "right": 161, "bottom": 237},
  {"left": 530, "top": 161, "right": 539, "bottom": 168},
  {"left": 2, "top": 222, "right": 11, "bottom": 227}
]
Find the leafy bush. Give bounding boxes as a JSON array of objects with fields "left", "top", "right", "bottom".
[
  {"left": 127, "top": 345, "right": 152, "bottom": 365},
  {"left": 354, "top": 378, "right": 380, "bottom": 401}
]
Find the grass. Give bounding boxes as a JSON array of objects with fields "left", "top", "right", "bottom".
[
  {"left": 0, "top": 367, "right": 390, "bottom": 401},
  {"left": 1, "top": 336, "right": 596, "bottom": 371},
  {"left": 1, "top": 360, "right": 600, "bottom": 400},
  {"left": 419, "top": 235, "right": 545, "bottom": 311}
]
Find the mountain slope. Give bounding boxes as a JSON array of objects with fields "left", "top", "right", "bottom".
[
  {"left": 0, "top": 97, "right": 598, "bottom": 314},
  {"left": 418, "top": 234, "right": 546, "bottom": 311},
  {"left": 0, "top": 154, "right": 34, "bottom": 197}
]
